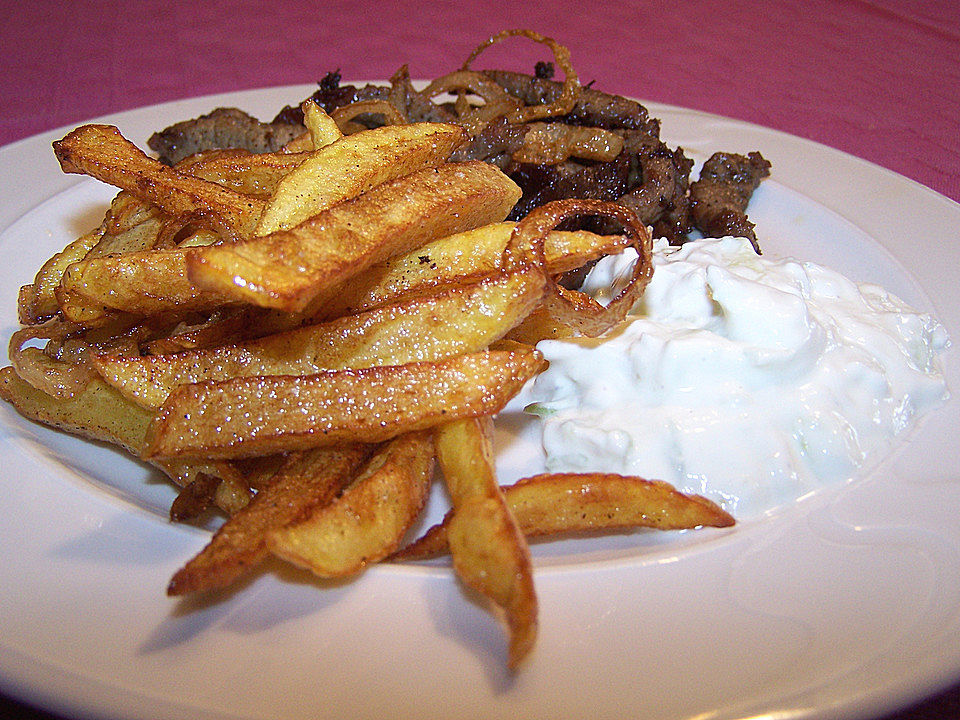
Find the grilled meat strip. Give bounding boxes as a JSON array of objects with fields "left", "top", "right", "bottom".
[
  {"left": 690, "top": 151, "right": 771, "bottom": 252},
  {"left": 148, "top": 108, "right": 304, "bottom": 166},
  {"left": 145, "top": 69, "right": 770, "bottom": 253}
]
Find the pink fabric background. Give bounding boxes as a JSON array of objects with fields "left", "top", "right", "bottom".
[
  {"left": 1, "top": 1, "right": 959, "bottom": 718},
  {"left": 3, "top": 0, "right": 958, "bottom": 203}
]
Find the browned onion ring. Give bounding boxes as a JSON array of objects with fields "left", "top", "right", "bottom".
[
  {"left": 9, "top": 319, "right": 95, "bottom": 397},
  {"left": 420, "top": 69, "right": 521, "bottom": 136},
  {"left": 331, "top": 99, "right": 408, "bottom": 134},
  {"left": 461, "top": 29, "right": 581, "bottom": 124},
  {"left": 504, "top": 199, "right": 653, "bottom": 338}
]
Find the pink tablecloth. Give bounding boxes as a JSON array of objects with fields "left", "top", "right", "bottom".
[
  {"left": 1, "top": 1, "right": 959, "bottom": 719},
  {"left": 4, "top": 0, "right": 958, "bottom": 204}
]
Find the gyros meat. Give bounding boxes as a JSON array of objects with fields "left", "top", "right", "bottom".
[{"left": 148, "top": 32, "right": 770, "bottom": 251}]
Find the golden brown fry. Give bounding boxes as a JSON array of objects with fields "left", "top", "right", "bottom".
[
  {"left": 0, "top": 365, "right": 242, "bottom": 506},
  {"left": 255, "top": 122, "right": 463, "bottom": 235},
  {"left": 267, "top": 432, "right": 433, "bottom": 577},
  {"left": 0, "top": 364, "right": 152, "bottom": 453},
  {"left": 18, "top": 224, "right": 106, "bottom": 324},
  {"left": 145, "top": 348, "right": 544, "bottom": 460},
  {"left": 95, "top": 267, "right": 545, "bottom": 409},
  {"left": 302, "top": 101, "right": 343, "bottom": 150},
  {"left": 435, "top": 417, "right": 537, "bottom": 668},
  {"left": 309, "top": 222, "right": 629, "bottom": 321},
  {"left": 394, "top": 473, "right": 736, "bottom": 560},
  {"left": 186, "top": 161, "right": 521, "bottom": 312},
  {"left": 56, "top": 246, "right": 234, "bottom": 323},
  {"left": 167, "top": 444, "right": 371, "bottom": 595},
  {"left": 53, "top": 125, "right": 264, "bottom": 240},
  {"left": 177, "top": 149, "right": 310, "bottom": 197}
]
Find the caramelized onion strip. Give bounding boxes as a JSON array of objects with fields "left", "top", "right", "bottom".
[
  {"left": 331, "top": 99, "right": 408, "bottom": 134},
  {"left": 420, "top": 70, "right": 521, "bottom": 136},
  {"left": 461, "top": 29, "right": 581, "bottom": 124},
  {"left": 504, "top": 199, "right": 652, "bottom": 338},
  {"left": 8, "top": 320, "right": 97, "bottom": 398}
]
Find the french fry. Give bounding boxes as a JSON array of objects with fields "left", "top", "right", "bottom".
[
  {"left": 186, "top": 161, "right": 521, "bottom": 312},
  {"left": 18, "top": 224, "right": 106, "bottom": 324},
  {"left": 95, "top": 267, "right": 545, "bottom": 409},
  {"left": 53, "top": 124, "right": 264, "bottom": 240},
  {"left": 0, "top": 364, "right": 152, "bottom": 453},
  {"left": 167, "top": 444, "right": 372, "bottom": 595},
  {"left": 434, "top": 416, "right": 537, "bottom": 668},
  {"left": 254, "top": 122, "right": 464, "bottom": 235},
  {"left": 176, "top": 148, "right": 310, "bottom": 197},
  {"left": 302, "top": 101, "right": 343, "bottom": 150},
  {"left": 0, "top": 365, "right": 243, "bottom": 507},
  {"left": 308, "top": 222, "right": 630, "bottom": 321},
  {"left": 56, "top": 245, "right": 235, "bottom": 323},
  {"left": 144, "top": 347, "right": 544, "bottom": 460},
  {"left": 267, "top": 432, "right": 433, "bottom": 577},
  {"left": 394, "top": 473, "right": 736, "bottom": 560}
]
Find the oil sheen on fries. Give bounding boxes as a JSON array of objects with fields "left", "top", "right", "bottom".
[
  {"left": 94, "top": 267, "right": 545, "bottom": 409},
  {"left": 144, "top": 348, "right": 544, "bottom": 459},
  {"left": 267, "top": 432, "right": 434, "bottom": 578},
  {"left": 186, "top": 161, "right": 521, "bottom": 312}
]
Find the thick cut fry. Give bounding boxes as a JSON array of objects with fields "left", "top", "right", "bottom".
[
  {"left": 56, "top": 245, "right": 238, "bottom": 323},
  {"left": 309, "top": 222, "right": 630, "bottom": 321},
  {"left": 145, "top": 348, "right": 544, "bottom": 460},
  {"left": 186, "top": 161, "right": 521, "bottom": 312},
  {"left": 95, "top": 267, "right": 545, "bottom": 409},
  {"left": 267, "top": 432, "right": 433, "bottom": 577},
  {"left": 18, "top": 224, "right": 106, "bottom": 324},
  {"left": 255, "top": 122, "right": 464, "bottom": 235},
  {"left": 167, "top": 444, "right": 371, "bottom": 595},
  {"left": 0, "top": 365, "right": 241, "bottom": 503},
  {"left": 394, "top": 473, "right": 736, "bottom": 560},
  {"left": 435, "top": 417, "right": 537, "bottom": 668},
  {"left": 302, "top": 101, "right": 343, "bottom": 150},
  {"left": 177, "top": 149, "right": 310, "bottom": 197},
  {"left": 0, "top": 364, "right": 152, "bottom": 453},
  {"left": 53, "top": 125, "right": 264, "bottom": 240}
]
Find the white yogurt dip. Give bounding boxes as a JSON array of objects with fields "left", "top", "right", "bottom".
[{"left": 523, "top": 236, "right": 950, "bottom": 517}]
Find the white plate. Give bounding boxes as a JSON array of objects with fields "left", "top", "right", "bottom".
[{"left": 1, "top": 86, "right": 959, "bottom": 720}]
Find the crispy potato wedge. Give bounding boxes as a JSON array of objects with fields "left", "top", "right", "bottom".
[
  {"left": 95, "top": 267, "right": 545, "bottom": 409},
  {"left": 267, "top": 432, "right": 433, "bottom": 577},
  {"left": 0, "top": 365, "right": 242, "bottom": 505},
  {"left": 394, "top": 472, "right": 736, "bottom": 560},
  {"left": 53, "top": 125, "right": 264, "bottom": 240},
  {"left": 145, "top": 348, "right": 544, "bottom": 460},
  {"left": 167, "top": 444, "right": 372, "bottom": 595},
  {"left": 18, "top": 224, "right": 106, "bottom": 324},
  {"left": 255, "top": 122, "right": 464, "bottom": 235},
  {"left": 302, "top": 101, "right": 343, "bottom": 150},
  {"left": 0, "top": 364, "right": 152, "bottom": 453},
  {"left": 56, "top": 246, "right": 235, "bottom": 323},
  {"left": 435, "top": 417, "right": 537, "bottom": 668},
  {"left": 186, "top": 161, "right": 521, "bottom": 312},
  {"left": 309, "top": 222, "right": 630, "bottom": 321},
  {"left": 177, "top": 149, "right": 310, "bottom": 198}
]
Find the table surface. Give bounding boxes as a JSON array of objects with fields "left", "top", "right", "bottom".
[{"left": 1, "top": 1, "right": 958, "bottom": 719}]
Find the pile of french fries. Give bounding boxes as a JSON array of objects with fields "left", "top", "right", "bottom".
[{"left": 1, "top": 102, "right": 734, "bottom": 667}]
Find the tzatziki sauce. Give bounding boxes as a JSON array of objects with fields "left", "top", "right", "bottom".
[{"left": 523, "top": 236, "right": 950, "bottom": 517}]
